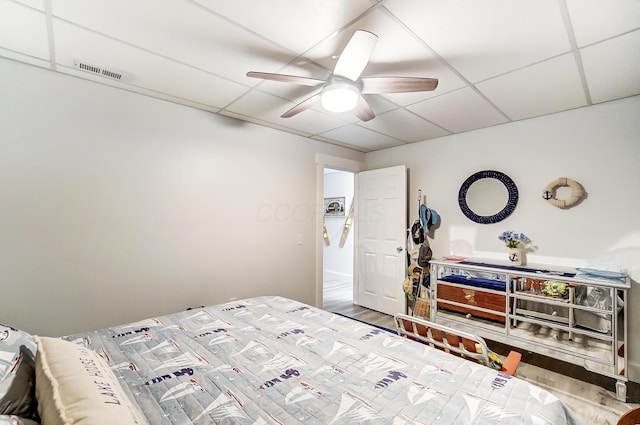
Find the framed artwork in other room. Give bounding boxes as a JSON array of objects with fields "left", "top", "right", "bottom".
[{"left": 324, "top": 197, "right": 345, "bottom": 216}]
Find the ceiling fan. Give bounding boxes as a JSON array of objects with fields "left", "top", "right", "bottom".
[{"left": 246, "top": 29, "right": 438, "bottom": 122}]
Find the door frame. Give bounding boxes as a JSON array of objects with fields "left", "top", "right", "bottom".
[{"left": 315, "top": 154, "right": 365, "bottom": 308}]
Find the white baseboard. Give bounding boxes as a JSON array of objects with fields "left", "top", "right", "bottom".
[{"left": 627, "top": 360, "right": 640, "bottom": 384}]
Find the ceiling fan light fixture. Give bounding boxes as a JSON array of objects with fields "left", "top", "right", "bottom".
[
  {"left": 247, "top": 30, "right": 437, "bottom": 121},
  {"left": 320, "top": 83, "right": 359, "bottom": 113}
]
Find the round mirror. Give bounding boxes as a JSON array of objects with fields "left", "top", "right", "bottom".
[{"left": 458, "top": 170, "right": 518, "bottom": 224}]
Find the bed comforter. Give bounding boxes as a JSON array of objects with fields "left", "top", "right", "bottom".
[{"left": 64, "top": 296, "right": 582, "bottom": 424}]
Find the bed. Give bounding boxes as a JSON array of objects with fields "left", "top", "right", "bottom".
[{"left": 1, "top": 296, "right": 583, "bottom": 424}]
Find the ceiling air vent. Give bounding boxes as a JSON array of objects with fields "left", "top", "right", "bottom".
[{"left": 73, "top": 60, "right": 125, "bottom": 81}]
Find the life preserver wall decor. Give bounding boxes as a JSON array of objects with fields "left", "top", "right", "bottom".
[{"left": 542, "top": 177, "right": 585, "bottom": 209}]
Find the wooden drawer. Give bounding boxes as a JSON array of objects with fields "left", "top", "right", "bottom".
[{"left": 437, "top": 283, "right": 506, "bottom": 323}]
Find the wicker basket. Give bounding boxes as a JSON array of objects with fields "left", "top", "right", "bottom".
[{"left": 413, "top": 297, "right": 430, "bottom": 318}]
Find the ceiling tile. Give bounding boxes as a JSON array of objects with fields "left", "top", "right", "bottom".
[
  {"left": 220, "top": 110, "right": 308, "bottom": 138},
  {"left": 359, "top": 108, "right": 449, "bottom": 142},
  {"left": 581, "top": 30, "right": 640, "bottom": 104},
  {"left": 383, "top": 0, "right": 572, "bottom": 82},
  {"left": 53, "top": 20, "right": 248, "bottom": 108},
  {"left": 12, "top": 0, "right": 44, "bottom": 11},
  {"left": 311, "top": 134, "right": 364, "bottom": 151},
  {"left": 51, "top": 0, "right": 294, "bottom": 85},
  {"left": 408, "top": 87, "right": 509, "bottom": 133},
  {"left": 566, "top": 0, "right": 640, "bottom": 47},
  {"left": 319, "top": 124, "right": 403, "bottom": 152},
  {"left": 376, "top": 90, "right": 447, "bottom": 109},
  {"left": 225, "top": 90, "right": 295, "bottom": 119},
  {"left": 193, "top": 0, "right": 376, "bottom": 54},
  {"left": 477, "top": 53, "right": 588, "bottom": 121},
  {"left": 0, "top": 2, "right": 50, "bottom": 61},
  {"left": 277, "top": 110, "right": 354, "bottom": 137}
]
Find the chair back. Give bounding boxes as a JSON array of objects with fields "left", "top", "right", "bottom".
[
  {"left": 394, "top": 313, "right": 490, "bottom": 367},
  {"left": 618, "top": 407, "right": 640, "bottom": 425}
]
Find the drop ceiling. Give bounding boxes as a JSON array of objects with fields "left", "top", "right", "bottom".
[{"left": 1, "top": 0, "right": 639, "bottom": 152}]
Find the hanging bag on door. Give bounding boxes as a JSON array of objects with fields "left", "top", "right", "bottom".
[
  {"left": 417, "top": 243, "right": 432, "bottom": 268},
  {"left": 413, "top": 297, "right": 430, "bottom": 318},
  {"left": 411, "top": 219, "right": 424, "bottom": 244}
]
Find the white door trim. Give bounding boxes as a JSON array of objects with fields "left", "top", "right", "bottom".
[{"left": 314, "top": 154, "right": 365, "bottom": 308}]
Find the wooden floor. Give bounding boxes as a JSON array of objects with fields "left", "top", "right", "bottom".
[{"left": 323, "top": 276, "right": 639, "bottom": 425}]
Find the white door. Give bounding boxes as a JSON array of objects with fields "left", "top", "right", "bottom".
[{"left": 356, "top": 165, "right": 407, "bottom": 315}]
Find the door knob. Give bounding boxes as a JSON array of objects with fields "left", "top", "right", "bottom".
[{"left": 396, "top": 246, "right": 403, "bottom": 253}]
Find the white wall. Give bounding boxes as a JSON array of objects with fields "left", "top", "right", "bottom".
[
  {"left": 322, "top": 170, "right": 354, "bottom": 281},
  {"left": 0, "top": 58, "right": 364, "bottom": 336},
  {"left": 365, "top": 95, "right": 640, "bottom": 381},
  {"left": 4, "top": 54, "right": 640, "bottom": 382}
]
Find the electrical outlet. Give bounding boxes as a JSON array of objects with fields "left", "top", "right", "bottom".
[{"left": 296, "top": 233, "right": 303, "bottom": 245}]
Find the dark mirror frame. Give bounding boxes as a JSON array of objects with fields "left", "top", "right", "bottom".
[{"left": 458, "top": 170, "right": 519, "bottom": 224}]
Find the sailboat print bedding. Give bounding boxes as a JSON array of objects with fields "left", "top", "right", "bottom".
[{"left": 2, "top": 296, "right": 582, "bottom": 424}]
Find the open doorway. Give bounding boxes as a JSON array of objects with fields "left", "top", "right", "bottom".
[{"left": 322, "top": 168, "right": 354, "bottom": 307}]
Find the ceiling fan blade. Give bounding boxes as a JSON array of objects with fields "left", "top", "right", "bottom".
[
  {"left": 353, "top": 95, "right": 375, "bottom": 122},
  {"left": 361, "top": 77, "right": 439, "bottom": 94},
  {"left": 281, "top": 93, "right": 322, "bottom": 118},
  {"left": 246, "top": 71, "right": 326, "bottom": 87},
  {"left": 333, "top": 30, "right": 378, "bottom": 82}
]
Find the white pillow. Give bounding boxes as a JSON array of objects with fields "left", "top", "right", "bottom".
[{"left": 34, "top": 336, "right": 148, "bottom": 425}]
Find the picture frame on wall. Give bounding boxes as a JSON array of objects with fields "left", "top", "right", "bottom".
[{"left": 324, "top": 197, "right": 345, "bottom": 217}]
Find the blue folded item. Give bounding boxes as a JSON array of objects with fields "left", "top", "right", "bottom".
[
  {"left": 440, "top": 274, "right": 506, "bottom": 291},
  {"left": 459, "top": 261, "right": 576, "bottom": 277},
  {"left": 576, "top": 268, "right": 627, "bottom": 281}
]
